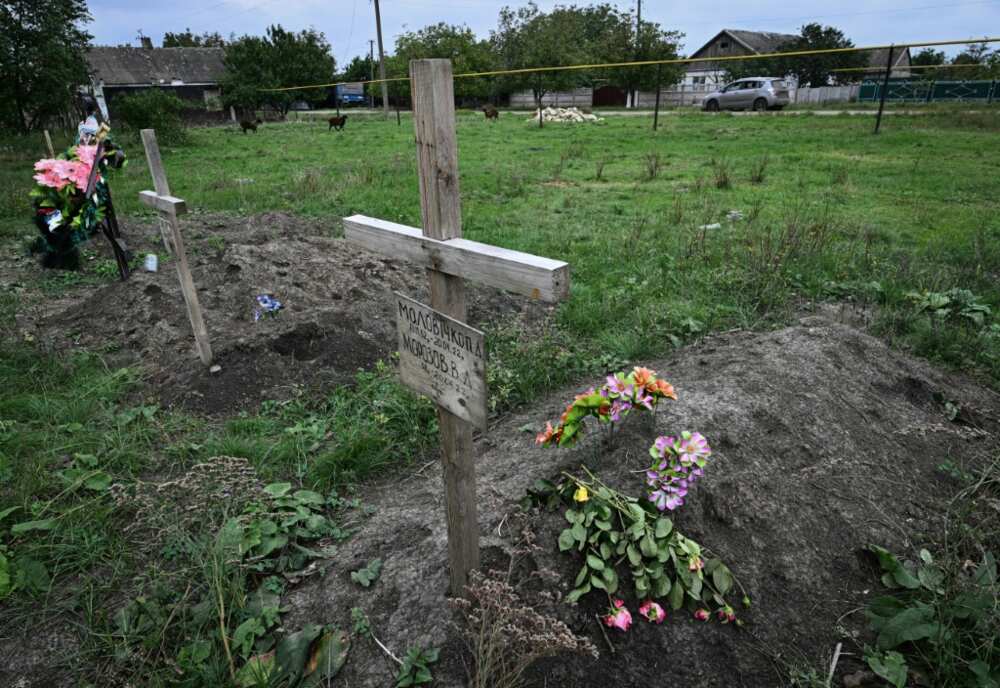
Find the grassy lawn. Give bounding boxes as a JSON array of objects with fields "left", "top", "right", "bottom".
[{"left": 1, "top": 108, "right": 999, "bottom": 685}]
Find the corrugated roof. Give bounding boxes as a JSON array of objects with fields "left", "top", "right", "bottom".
[
  {"left": 865, "top": 47, "right": 911, "bottom": 71},
  {"left": 86, "top": 46, "right": 226, "bottom": 86}
]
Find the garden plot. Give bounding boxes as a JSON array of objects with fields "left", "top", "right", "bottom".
[{"left": 5, "top": 212, "right": 551, "bottom": 414}]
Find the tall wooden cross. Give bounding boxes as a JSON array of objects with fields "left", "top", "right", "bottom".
[
  {"left": 138, "top": 129, "right": 214, "bottom": 367},
  {"left": 344, "top": 59, "right": 571, "bottom": 594}
]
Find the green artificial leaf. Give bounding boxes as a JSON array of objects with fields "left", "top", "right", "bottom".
[
  {"left": 668, "top": 577, "right": 685, "bottom": 610},
  {"left": 919, "top": 549, "right": 933, "bottom": 565},
  {"left": 654, "top": 517, "right": 673, "bottom": 538},
  {"left": 11, "top": 518, "right": 57, "bottom": 535},
  {"left": 586, "top": 554, "right": 605, "bottom": 571},
  {"left": 564, "top": 509, "right": 581, "bottom": 524},
  {"left": 866, "top": 650, "right": 907, "bottom": 688},
  {"left": 574, "top": 564, "right": 589, "bottom": 587},
  {"left": 639, "top": 535, "right": 657, "bottom": 559},
  {"left": 565, "top": 583, "right": 591, "bottom": 603},
  {"left": 558, "top": 529, "right": 576, "bottom": 552},
  {"left": 653, "top": 575, "right": 671, "bottom": 598},
  {"left": 350, "top": 559, "right": 383, "bottom": 588},
  {"left": 712, "top": 565, "right": 734, "bottom": 595},
  {"left": 590, "top": 574, "right": 606, "bottom": 590},
  {"left": 570, "top": 523, "right": 586, "bottom": 543},
  {"left": 626, "top": 544, "right": 641, "bottom": 567},
  {"left": 264, "top": 483, "right": 293, "bottom": 498},
  {"left": 602, "top": 567, "right": 618, "bottom": 593}
]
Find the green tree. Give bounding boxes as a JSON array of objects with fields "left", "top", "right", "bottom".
[
  {"left": 389, "top": 23, "right": 496, "bottom": 103},
  {"left": 911, "top": 48, "right": 945, "bottom": 67},
  {"left": 948, "top": 42, "right": 998, "bottom": 79},
  {"left": 163, "top": 28, "right": 225, "bottom": 47},
  {"left": 0, "top": 0, "right": 92, "bottom": 133},
  {"left": 221, "top": 25, "right": 335, "bottom": 116},
  {"left": 340, "top": 54, "right": 374, "bottom": 83}
]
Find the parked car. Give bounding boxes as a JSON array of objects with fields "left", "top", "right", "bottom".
[{"left": 701, "top": 78, "right": 791, "bottom": 111}]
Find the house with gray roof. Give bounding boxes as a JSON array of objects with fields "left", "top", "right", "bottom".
[
  {"left": 682, "top": 29, "right": 911, "bottom": 87},
  {"left": 83, "top": 37, "right": 227, "bottom": 120}
]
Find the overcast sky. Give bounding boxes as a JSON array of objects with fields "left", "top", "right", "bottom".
[{"left": 87, "top": 0, "right": 999, "bottom": 64}]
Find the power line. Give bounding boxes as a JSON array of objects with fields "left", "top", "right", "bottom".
[{"left": 259, "top": 34, "right": 1000, "bottom": 92}]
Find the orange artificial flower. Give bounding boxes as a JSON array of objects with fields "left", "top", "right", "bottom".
[
  {"left": 559, "top": 402, "right": 574, "bottom": 424},
  {"left": 536, "top": 421, "right": 556, "bottom": 445},
  {"left": 647, "top": 378, "right": 677, "bottom": 400},
  {"left": 632, "top": 366, "right": 656, "bottom": 387}
]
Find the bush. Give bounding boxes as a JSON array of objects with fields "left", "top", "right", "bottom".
[{"left": 112, "top": 90, "right": 187, "bottom": 144}]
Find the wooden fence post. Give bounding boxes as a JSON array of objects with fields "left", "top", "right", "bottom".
[
  {"left": 409, "top": 58, "right": 480, "bottom": 595},
  {"left": 874, "top": 44, "right": 895, "bottom": 135},
  {"left": 43, "top": 130, "right": 55, "bottom": 158},
  {"left": 653, "top": 64, "right": 662, "bottom": 131}
]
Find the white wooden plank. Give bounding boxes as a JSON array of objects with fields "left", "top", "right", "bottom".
[
  {"left": 395, "top": 293, "right": 487, "bottom": 429},
  {"left": 138, "top": 190, "right": 188, "bottom": 216},
  {"left": 343, "top": 214, "right": 570, "bottom": 302}
]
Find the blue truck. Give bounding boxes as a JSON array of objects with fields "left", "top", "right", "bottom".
[{"left": 335, "top": 83, "right": 366, "bottom": 105}]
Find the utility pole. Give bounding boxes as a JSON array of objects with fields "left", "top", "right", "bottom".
[
  {"left": 373, "top": 0, "right": 390, "bottom": 119},
  {"left": 369, "top": 40, "right": 376, "bottom": 109},
  {"left": 631, "top": 0, "right": 642, "bottom": 108}
]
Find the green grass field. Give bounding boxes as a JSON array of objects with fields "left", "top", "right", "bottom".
[{"left": 1, "top": 109, "right": 999, "bottom": 686}]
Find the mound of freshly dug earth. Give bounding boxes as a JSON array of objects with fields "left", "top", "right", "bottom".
[
  {"left": 277, "top": 312, "right": 999, "bottom": 687},
  {"left": 8, "top": 213, "right": 550, "bottom": 414}
]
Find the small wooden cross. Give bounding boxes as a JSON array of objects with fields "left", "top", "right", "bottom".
[
  {"left": 345, "top": 59, "right": 571, "bottom": 594},
  {"left": 138, "top": 129, "right": 213, "bottom": 367}
]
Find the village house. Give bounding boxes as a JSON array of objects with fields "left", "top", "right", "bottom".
[
  {"left": 83, "top": 37, "right": 227, "bottom": 121},
  {"left": 682, "top": 29, "right": 912, "bottom": 88}
]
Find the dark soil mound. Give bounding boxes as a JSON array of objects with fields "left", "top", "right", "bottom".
[
  {"left": 9, "top": 213, "right": 550, "bottom": 414},
  {"left": 278, "top": 313, "right": 999, "bottom": 687}
]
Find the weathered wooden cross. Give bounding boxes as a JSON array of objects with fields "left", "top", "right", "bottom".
[
  {"left": 344, "top": 59, "right": 571, "bottom": 594},
  {"left": 138, "top": 129, "right": 214, "bottom": 367}
]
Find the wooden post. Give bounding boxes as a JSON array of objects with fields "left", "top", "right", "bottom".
[
  {"left": 536, "top": 74, "right": 544, "bottom": 129},
  {"left": 410, "top": 58, "right": 479, "bottom": 595},
  {"left": 874, "top": 44, "right": 895, "bottom": 135},
  {"left": 43, "top": 130, "right": 55, "bottom": 158},
  {"left": 653, "top": 63, "right": 662, "bottom": 131},
  {"left": 139, "top": 129, "right": 175, "bottom": 255},
  {"left": 138, "top": 130, "right": 213, "bottom": 367}
]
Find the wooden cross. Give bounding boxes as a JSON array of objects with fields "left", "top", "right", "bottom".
[
  {"left": 138, "top": 129, "right": 213, "bottom": 367},
  {"left": 344, "top": 59, "right": 570, "bottom": 594}
]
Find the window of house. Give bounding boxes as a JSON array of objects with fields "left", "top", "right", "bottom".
[
  {"left": 692, "top": 76, "right": 706, "bottom": 85},
  {"left": 720, "top": 41, "right": 730, "bottom": 49}
]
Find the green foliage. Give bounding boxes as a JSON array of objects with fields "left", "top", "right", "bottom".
[
  {"left": 865, "top": 545, "right": 1000, "bottom": 685},
  {"left": 112, "top": 89, "right": 188, "bottom": 145},
  {"left": 163, "top": 28, "right": 225, "bottom": 47},
  {"left": 350, "top": 558, "right": 383, "bottom": 587},
  {"left": 0, "top": 0, "right": 92, "bottom": 133},
  {"left": 907, "top": 288, "right": 992, "bottom": 328},
  {"left": 537, "top": 470, "right": 741, "bottom": 616},
  {"left": 387, "top": 23, "right": 497, "bottom": 103},
  {"left": 396, "top": 646, "right": 439, "bottom": 687},
  {"left": 222, "top": 25, "right": 336, "bottom": 114}
]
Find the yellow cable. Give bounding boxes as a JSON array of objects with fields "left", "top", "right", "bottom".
[{"left": 259, "top": 35, "right": 1000, "bottom": 93}]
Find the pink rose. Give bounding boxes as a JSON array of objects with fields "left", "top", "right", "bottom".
[
  {"left": 603, "top": 599, "right": 632, "bottom": 632},
  {"left": 693, "top": 609, "right": 710, "bottom": 622},
  {"left": 638, "top": 600, "right": 666, "bottom": 624}
]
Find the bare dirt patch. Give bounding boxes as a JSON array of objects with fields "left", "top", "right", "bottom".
[{"left": 5, "top": 212, "right": 552, "bottom": 414}]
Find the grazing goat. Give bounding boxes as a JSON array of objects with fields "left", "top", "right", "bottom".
[
  {"left": 239, "top": 118, "right": 262, "bottom": 134},
  {"left": 482, "top": 104, "right": 499, "bottom": 121},
  {"left": 328, "top": 114, "right": 348, "bottom": 131}
]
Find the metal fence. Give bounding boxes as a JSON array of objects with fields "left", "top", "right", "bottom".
[{"left": 859, "top": 78, "right": 998, "bottom": 102}]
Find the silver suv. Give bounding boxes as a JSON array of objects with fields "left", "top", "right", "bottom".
[{"left": 702, "top": 77, "right": 791, "bottom": 112}]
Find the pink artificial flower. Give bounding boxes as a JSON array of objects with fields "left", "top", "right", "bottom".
[
  {"left": 653, "top": 435, "right": 676, "bottom": 457},
  {"left": 693, "top": 609, "right": 710, "bottom": 622},
  {"left": 68, "top": 161, "right": 93, "bottom": 189},
  {"left": 605, "top": 375, "right": 629, "bottom": 396},
  {"left": 677, "top": 432, "right": 711, "bottom": 465},
  {"left": 638, "top": 600, "right": 666, "bottom": 624},
  {"left": 33, "top": 169, "right": 68, "bottom": 190},
  {"left": 716, "top": 606, "right": 737, "bottom": 624},
  {"left": 603, "top": 599, "right": 632, "bottom": 632},
  {"left": 688, "top": 556, "right": 704, "bottom": 572},
  {"left": 34, "top": 159, "right": 57, "bottom": 172},
  {"left": 74, "top": 145, "right": 97, "bottom": 167}
]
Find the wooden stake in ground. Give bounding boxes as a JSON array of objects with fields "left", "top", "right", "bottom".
[
  {"left": 138, "top": 129, "right": 213, "bottom": 367},
  {"left": 43, "top": 130, "right": 55, "bottom": 158},
  {"left": 344, "top": 59, "right": 570, "bottom": 595}
]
